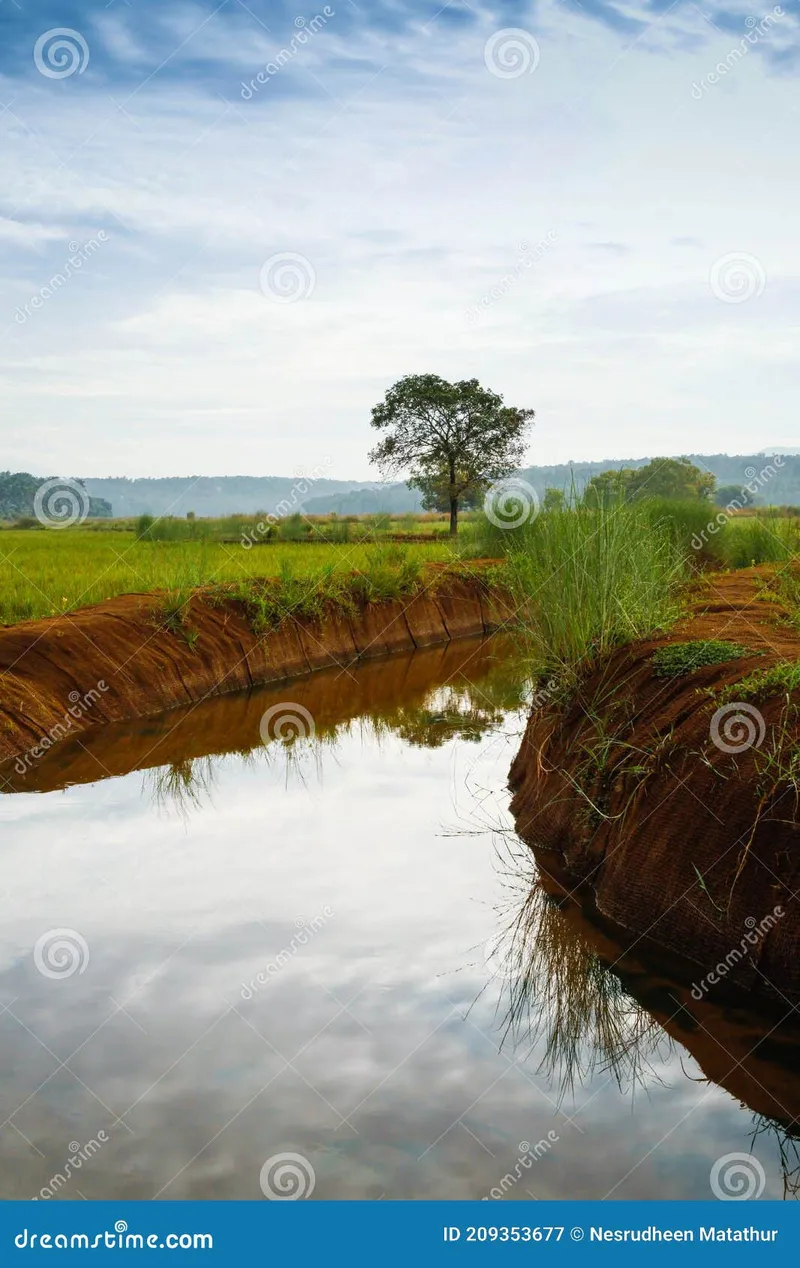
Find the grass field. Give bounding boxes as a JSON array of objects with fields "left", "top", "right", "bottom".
[
  {"left": 0, "top": 529, "right": 465, "bottom": 626},
  {"left": 2, "top": 502, "right": 798, "bottom": 635}
]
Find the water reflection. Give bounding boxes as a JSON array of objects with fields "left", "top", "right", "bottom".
[
  {"left": 1, "top": 633, "right": 799, "bottom": 1199},
  {"left": 0, "top": 634, "right": 530, "bottom": 806},
  {"left": 487, "top": 841, "right": 800, "bottom": 1196}
]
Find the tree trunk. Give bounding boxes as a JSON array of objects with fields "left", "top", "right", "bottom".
[{"left": 449, "top": 497, "right": 458, "bottom": 536}]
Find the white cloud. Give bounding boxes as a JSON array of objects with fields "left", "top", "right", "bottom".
[{"left": 0, "top": 0, "right": 798, "bottom": 476}]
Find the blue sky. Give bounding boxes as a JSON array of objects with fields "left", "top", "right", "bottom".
[{"left": 1, "top": 0, "right": 798, "bottom": 478}]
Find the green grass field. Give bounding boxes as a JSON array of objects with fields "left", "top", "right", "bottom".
[
  {"left": 0, "top": 529, "right": 464, "bottom": 626},
  {"left": 2, "top": 503, "right": 798, "bottom": 635}
]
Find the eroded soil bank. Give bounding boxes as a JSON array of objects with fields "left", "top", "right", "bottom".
[
  {"left": 0, "top": 571, "right": 513, "bottom": 767},
  {"left": 509, "top": 567, "right": 800, "bottom": 1007}
]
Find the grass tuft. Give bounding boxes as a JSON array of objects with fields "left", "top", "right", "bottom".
[
  {"left": 717, "top": 659, "right": 800, "bottom": 702},
  {"left": 475, "top": 500, "right": 689, "bottom": 672}
]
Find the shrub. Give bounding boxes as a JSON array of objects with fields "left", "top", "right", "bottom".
[
  {"left": 135, "top": 513, "right": 155, "bottom": 541},
  {"left": 651, "top": 640, "right": 754, "bottom": 678}
]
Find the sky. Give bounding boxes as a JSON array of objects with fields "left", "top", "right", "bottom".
[{"left": 1, "top": 0, "right": 798, "bottom": 479}]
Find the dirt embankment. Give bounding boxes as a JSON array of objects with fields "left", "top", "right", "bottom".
[
  {"left": 509, "top": 567, "right": 800, "bottom": 1007},
  {"left": 1, "top": 632, "right": 517, "bottom": 795},
  {"left": 0, "top": 572, "right": 514, "bottom": 768}
]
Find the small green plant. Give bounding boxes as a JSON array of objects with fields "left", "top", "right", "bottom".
[
  {"left": 651, "top": 640, "right": 754, "bottom": 678},
  {"left": 717, "top": 659, "right": 800, "bottom": 702}
]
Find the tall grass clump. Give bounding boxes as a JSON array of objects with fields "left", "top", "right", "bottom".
[
  {"left": 715, "top": 516, "right": 800, "bottom": 569},
  {"left": 478, "top": 500, "right": 689, "bottom": 671},
  {"left": 640, "top": 497, "right": 714, "bottom": 553}
]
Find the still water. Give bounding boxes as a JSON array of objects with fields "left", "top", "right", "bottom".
[{"left": 1, "top": 636, "right": 798, "bottom": 1200}]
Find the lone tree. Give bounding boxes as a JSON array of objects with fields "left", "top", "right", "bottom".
[{"left": 368, "top": 374, "right": 534, "bottom": 535}]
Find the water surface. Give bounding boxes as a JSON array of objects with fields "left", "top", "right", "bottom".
[{"left": 1, "top": 636, "right": 798, "bottom": 1201}]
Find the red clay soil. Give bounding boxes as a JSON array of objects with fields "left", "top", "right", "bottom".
[
  {"left": 509, "top": 566, "right": 800, "bottom": 1008},
  {"left": 0, "top": 571, "right": 514, "bottom": 768},
  {"left": 1, "top": 632, "right": 517, "bottom": 795}
]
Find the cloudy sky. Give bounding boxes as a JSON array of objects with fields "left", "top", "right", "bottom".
[{"left": 1, "top": 0, "right": 798, "bottom": 479}]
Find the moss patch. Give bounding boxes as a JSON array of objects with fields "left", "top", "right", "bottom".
[{"left": 651, "top": 640, "right": 755, "bottom": 678}]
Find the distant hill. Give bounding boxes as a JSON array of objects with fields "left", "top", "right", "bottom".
[
  {"left": 71, "top": 454, "right": 800, "bottom": 518},
  {"left": 515, "top": 454, "right": 799, "bottom": 506},
  {"left": 299, "top": 454, "right": 800, "bottom": 515},
  {"left": 0, "top": 472, "right": 111, "bottom": 521},
  {"left": 303, "top": 484, "right": 424, "bottom": 516},
  {"left": 80, "top": 475, "right": 377, "bottom": 518}
]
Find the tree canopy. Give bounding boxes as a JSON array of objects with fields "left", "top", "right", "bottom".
[
  {"left": 584, "top": 458, "right": 715, "bottom": 507},
  {"left": 368, "top": 374, "right": 534, "bottom": 534}
]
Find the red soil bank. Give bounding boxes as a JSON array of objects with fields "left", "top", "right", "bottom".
[
  {"left": 0, "top": 573, "right": 514, "bottom": 767},
  {"left": 509, "top": 567, "right": 800, "bottom": 1007}
]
